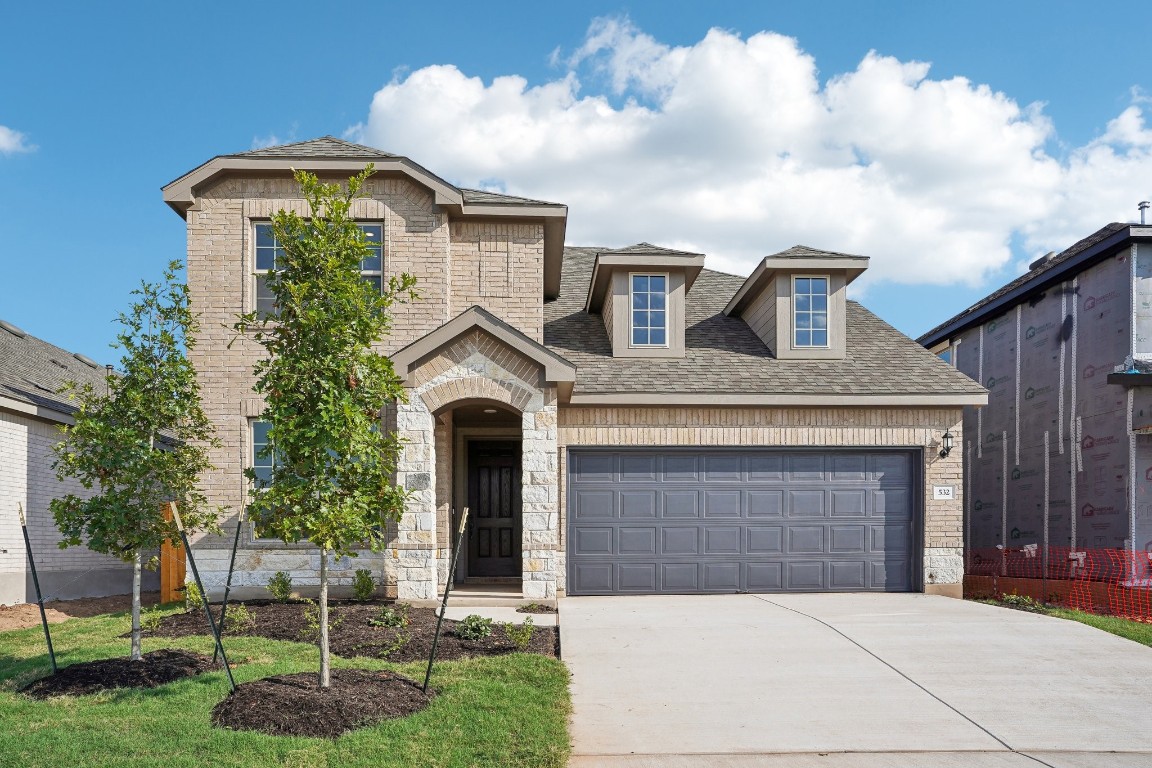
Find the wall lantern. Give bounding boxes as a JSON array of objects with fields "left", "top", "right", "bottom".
[{"left": 939, "top": 430, "right": 954, "bottom": 458}]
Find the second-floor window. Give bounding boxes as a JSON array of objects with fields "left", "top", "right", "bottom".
[
  {"left": 793, "top": 276, "right": 829, "bottom": 348},
  {"left": 254, "top": 222, "right": 384, "bottom": 316},
  {"left": 630, "top": 273, "right": 667, "bottom": 346}
]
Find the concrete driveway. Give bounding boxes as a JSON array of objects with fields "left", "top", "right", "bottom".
[{"left": 560, "top": 593, "right": 1152, "bottom": 767}]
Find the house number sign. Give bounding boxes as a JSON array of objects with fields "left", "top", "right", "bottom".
[{"left": 933, "top": 485, "right": 955, "bottom": 500}]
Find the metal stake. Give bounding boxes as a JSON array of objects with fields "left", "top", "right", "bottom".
[
  {"left": 170, "top": 502, "right": 236, "bottom": 692},
  {"left": 18, "top": 503, "right": 57, "bottom": 674},
  {"left": 423, "top": 507, "right": 470, "bottom": 693},
  {"left": 213, "top": 509, "right": 245, "bottom": 664}
]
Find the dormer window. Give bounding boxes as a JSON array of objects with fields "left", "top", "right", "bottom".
[
  {"left": 793, "top": 276, "right": 829, "bottom": 348},
  {"left": 253, "top": 222, "right": 384, "bottom": 316},
  {"left": 630, "top": 274, "right": 668, "bottom": 347}
]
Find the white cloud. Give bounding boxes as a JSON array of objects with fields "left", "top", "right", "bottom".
[
  {"left": 0, "top": 125, "right": 35, "bottom": 155},
  {"left": 350, "top": 17, "right": 1152, "bottom": 288}
]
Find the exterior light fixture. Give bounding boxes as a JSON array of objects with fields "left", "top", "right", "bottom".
[
  {"left": 940, "top": 430, "right": 954, "bottom": 458},
  {"left": 483, "top": 408, "right": 498, "bottom": 414}
]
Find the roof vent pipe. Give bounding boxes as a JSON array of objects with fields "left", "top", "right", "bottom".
[
  {"left": 1140, "top": 201, "right": 1150, "bottom": 225},
  {"left": 1028, "top": 251, "right": 1057, "bottom": 271}
]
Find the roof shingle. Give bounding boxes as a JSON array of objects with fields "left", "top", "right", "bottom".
[{"left": 0, "top": 321, "right": 112, "bottom": 418}]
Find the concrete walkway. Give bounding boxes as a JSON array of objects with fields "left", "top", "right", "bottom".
[{"left": 560, "top": 593, "right": 1152, "bottom": 767}]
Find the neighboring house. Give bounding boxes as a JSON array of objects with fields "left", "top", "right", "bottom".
[
  {"left": 0, "top": 320, "right": 155, "bottom": 604},
  {"left": 919, "top": 223, "right": 1152, "bottom": 556},
  {"left": 163, "top": 136, "right": 985, "bottom": 600}
]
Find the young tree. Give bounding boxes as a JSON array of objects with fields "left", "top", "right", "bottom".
[
  {"left": 52, "top": 261, "right": 220, "bottom": 660},
  {"left": 234, "top": 166, "right": 415, "bottom": 687}
]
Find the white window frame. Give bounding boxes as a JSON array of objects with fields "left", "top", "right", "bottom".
[
  {"left": 251, "top": 221, "right": 385, "bottom": 315},
  {"left": 248, "top": 418, "right": 280, "bottom": 541},
  {"left": 792, "top": 274, "right": 830, "bottom": 349},
  {"left": 628, "top": 272, "right": 669, "bottom": 348}
]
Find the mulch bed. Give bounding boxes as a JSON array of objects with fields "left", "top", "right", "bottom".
[
  {"left": 149, "top": 601, "right": 558, "bottom": 662},
  {"left": 212, "top": 669, "right": 432, "bottom": 738},
  {"left": 20, "top": 649, "right": 216, "bottom": 698},
  {"left": 516, "top": 602, "right": 558, "bottom": 614}
]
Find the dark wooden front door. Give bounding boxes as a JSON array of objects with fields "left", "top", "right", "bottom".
[{"left": 467, "top": 441, "right": 522, "bottom": 577}]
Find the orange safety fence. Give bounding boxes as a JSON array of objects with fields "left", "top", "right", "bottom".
[{"left": 965, "top": 545, "right": 1152, "bottom": 622}]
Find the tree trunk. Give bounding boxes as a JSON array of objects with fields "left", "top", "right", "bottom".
[
  {"left": 130, "top": 550, "right": 142, "bottom": 661},
  {"left": 319, "top": 547, "right": 330, "bottom": 688}
]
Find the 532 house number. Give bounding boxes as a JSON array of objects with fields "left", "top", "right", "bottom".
[{"left": 933, "top": 486, "right": 955, "bottom": 500}]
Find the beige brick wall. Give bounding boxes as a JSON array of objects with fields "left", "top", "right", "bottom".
[
  {"left": 449, "top": 221, "right": 545, "bottom": 342},
  {"left": 556, "top": 405, "right": 966, "bottom": 591}
]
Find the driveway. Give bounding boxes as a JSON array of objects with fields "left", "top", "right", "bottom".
[{"left": 560, "top": 593, "right": 1152, "bottom": 767}]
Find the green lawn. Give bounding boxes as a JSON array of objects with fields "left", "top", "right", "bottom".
[
  {"left": 0, "top": 605, "right": 571, "bottom": 768},
  {"left": 980, "top": 595, "right": 1152, "bottom": 648}
]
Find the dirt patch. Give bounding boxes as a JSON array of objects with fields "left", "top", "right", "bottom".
[
  {"left": 517, "top": 602, "right": 558, "bottom": 614},
  {"left": 150, "top": 601, "right": 559, "bottom": 661},
  {"left": 20, "top": 649, "right": 215, "bottom": 698},
  {"left": 0, "top": 592, "right": 163, "bottom": 632},
  {"left": 212, "top": 668, "right": 432, "bottom": 738}
]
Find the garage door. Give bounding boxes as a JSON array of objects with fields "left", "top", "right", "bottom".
[{"left": 566, "top": 449, "right": 917, "bottom": 595}]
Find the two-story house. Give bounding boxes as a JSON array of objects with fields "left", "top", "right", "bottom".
[
  {"left": 920, "top": 222, "right": 1152, "bottom": 559},
  {"left": 163, "top": 137, "right": 985, "bottom": 601}
]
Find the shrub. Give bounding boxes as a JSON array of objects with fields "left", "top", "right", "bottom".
[
  {"left": 225, "top": 603, "right": 256, "bottom": 633},
  {"left": 456, "top": 614, "right": 493, "bottom": 641},
  {"left": 267, "top": 571, "right": 293, "bottom": 603},
  {"left": 351, "top": 568, "right": 376, "bottom": 601},
  {"left": 501, "top": 616, "right": 535, "bottom": 651},
  {"left": 300, "top": 598, "right": 343, "bottom": 640},
  {"left": 140, "top": 605, "right": 164, "bottom": 632},
  {"left": 1000, "top": 592, "right": 1045, "bottom": 612},
  {"left": 184, "top": 582, "right": 205, "bottom": 611},
  {"left": 369, "top": 602, "right": 410, "bottom": 628},
  {"left": 378, "top": 629, "right": 411, "bottom": 659}
]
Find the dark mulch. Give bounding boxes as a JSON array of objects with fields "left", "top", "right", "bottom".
[
  {"left": 149, "top": 601, "right": 559, "bottom": 662},
  {"left": 517, "top": 602, "right": 558, "bottom": 614},
  {"left": 212, "top": 668, "right": 431, "bottom": 738},
  {"left": 20, "top": 649, "right": 216, "bottom": 698}
]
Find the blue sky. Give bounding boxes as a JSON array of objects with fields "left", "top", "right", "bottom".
[{"left": 4, "top": 2, "right": 1152, "bottom": 365}]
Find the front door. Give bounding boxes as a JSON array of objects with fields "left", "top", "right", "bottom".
[{"left": 467, "top": 440, "right": 522, "bottom": 577}]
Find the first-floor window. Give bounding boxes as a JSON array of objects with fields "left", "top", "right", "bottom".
[{"left": 253, "top": 222, "right": 384, "bottom": 316}]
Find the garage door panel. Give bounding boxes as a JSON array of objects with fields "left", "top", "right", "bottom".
[
  {"left": 662, "top": 563, "right": 699, "bottom": 591},
  {"left": 788, "top": 490, "right": 826, "bottom": 517},
  {"left": 786, "top": 561, "right": 826, "bottom": 590},
  {"left": 829, "top": 525, "right": 867, "bottom": 553},
  {"left": 574, "top": 490, "right": 614, "bottom": 518},
  {"left": 621, "top": 491, "right": 657, "bottom": 518},
  {"left": 704, "top": 526, "right": 742, "bottom": 555},
  {"left": 830, "top": 560, "right": 867, "bottom": 589},
  {"left": 663, "top": 491, "right": 699, "bottom": 518},
  {"left": 703, "top": 562, "right": 740, "bottom": 591},
  {"left": 704, "top": 490, "right": 741, "bottom": 517},
  {"left": 618, "top": 564, "right": 658, "bottom": 591},
  {"left": 619, "top": 527, "right": 657, "bottom": 555},
  {"left": 748, "top": 490, "right": 783, "bottom": 517},
  {"left": 568, "top": 449, "right": 917, "bottom": 595},
  {"left": 831, "top": 489, "right": 867, "bottom": 517}
]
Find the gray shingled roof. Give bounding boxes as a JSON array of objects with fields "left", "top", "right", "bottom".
[
  {"left": 918, "top": 222, "right": 1129, "bottom": 344},
  {"left": 232, "top": 136, "right": 399, "bottom": 159},
  {"left": 459, "top": 188, "right": 560, "bottom": 206},
  {"left": 601, "top": 243, "right": 704, "bottom": 257},
  {"left": 0, "top": 320, "right": 111, "bottom": 418},
  {"left": 768, "top": 245, "right": 869, "bottom": 260},
  {"left": 543, "top": 248, "right": 986, "bottom": 397}
]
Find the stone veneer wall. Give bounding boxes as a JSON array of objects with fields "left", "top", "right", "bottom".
[
  {"left": 183, "top": 173, "right": 547, "bottom": 598},
  {"left": 556, "top": 406, "right": 965, "bottom": 596},
  {"left": 395, "top": 330, "right": 560, "bottom": 600}
]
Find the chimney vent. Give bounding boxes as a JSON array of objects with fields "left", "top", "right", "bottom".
[
  {"left": 1028, "top": 251, "right": 1057, "bottom": 271},
  {"left": 1140, "top": 201, "right": 1150, "bottom": 225}
]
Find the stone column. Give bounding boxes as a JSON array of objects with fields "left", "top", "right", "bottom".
[
  {"left": 521, "top": 394, "right": 559, "bottom": 599},
  {"left": 395, "top": 401, "right": 437, "bottom": 600}
]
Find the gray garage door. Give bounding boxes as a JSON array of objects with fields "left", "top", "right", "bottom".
[{"left": 567, "top": 449, "right": 917, "bottom": 595}]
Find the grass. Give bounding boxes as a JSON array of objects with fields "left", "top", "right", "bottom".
[
  {"left": 979, "top": 594, "right": 1152, "bottom": 648},
  {"left": 0, "top": 604, "right": 571, "bottom": 768}
]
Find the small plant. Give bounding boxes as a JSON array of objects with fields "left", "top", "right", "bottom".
[
  {"left": 999, "top": 592, "right": 1045, "bottom": 612},
  {"left": 501, "top": 616, "right": 535, "bottom": 651},
  {"left": 184, "top": 582, "right": 205, "bottom": 611},
  {"left": 225, "top": 603, "right": 257, "bottom": 633},
  {"left": 140, "top": 604, "right": 164, "bottom": 633},
  {"left": 351, "top": 568, "right": 376, "bottom": 601},
  {"left": 300, "top": 598, "right": 343, "bottom": 641},
  {"left": 377, "top": 629, "right": 412, "bottom": 659},
  {"left": 456, "top": 614, "right": 493, "bottom": 641},
  {"left": 517, "top": 602, "right": 555, "bottom": 614},
  {"left": 369, "top": 602, "right": 410, "bottom": 628},
  {"left": 267, "top": 571, "right": 293, "bottom": 603}
]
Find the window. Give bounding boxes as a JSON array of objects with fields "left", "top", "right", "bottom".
[
  {"left": 793, "top": 276, "right": 829, "bottom": 348},
  {"left": 253, "top": 222, "right": 383, "bottom": 316},
  {"left": 630, "top": 274, "right": 667, "bottom": 346},
  {"left": 251, "top": 420, "right": 276, "bottom": 489}
]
